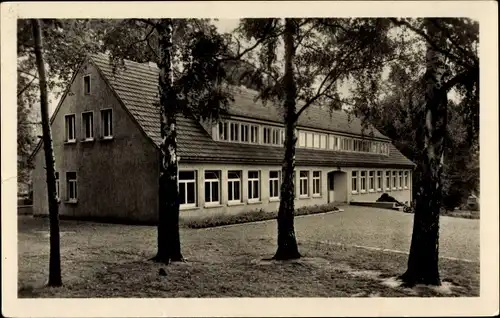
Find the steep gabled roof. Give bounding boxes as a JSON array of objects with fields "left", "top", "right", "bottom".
[
  {"left": 91, "top": 53, "right": 414, "bottom": 168},
  {"left": 32, "top": 53, "right": 415, "bottom": 168}
]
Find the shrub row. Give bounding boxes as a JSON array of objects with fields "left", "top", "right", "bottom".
[{"left": 181, "top": 203, "right": 341, "bottom": 229}]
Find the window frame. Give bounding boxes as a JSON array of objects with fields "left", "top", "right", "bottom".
[
  {"left": 179, "top": 170, "right": 197, "bottom": 208},
  {"left": 250, "top": 125, "right": 259, "bottom": 144},
  {"left": 360, "top": 171, "right": 367, "bottom": 193},
  {"left": 55, "top": 172, "right": 60, "bottom": 202},
  {"left": 385, "top": 171, "right": 391, "bottom": 191},
  {"left": 312, "top": 171, "right": 321, "bottom": 197},
  {"left": 299, "top": 170, "right": 309, "bottom": 198},
  {"left": 376, "top": 171, "right": 382, "bottom": 191},
  {"left": 404, "top": 171, "right": 409, "bottom": 189},
  {"left": 81, "top": 111, "right": 94, "bottom": 141},
  {"left": 269, "top": 170, "right": 281, "bottom": 200},
  {"left": 64, "top": 114, "right": 76, "bottom": 143},
  {"left": 204, "top": 170, "right": 221, "bottom": 206},
  {"left": 392, "top": 171, "right": 397, "bottom": 190},
  {"left": 100, "top": 108, "right": 113, "bottom": 139},
  {"left": 398, "top": 171, "right": 403, "bottom": 190},
  {"left": 247, "top": 170, "right": 260, "bottom": 202},
  {"left": 227, "top": 170, "right": 242, "bottom": 203},
  {"left": 368, "top": 171, "right": 375, "bottom": 192},
  {"left": 66, "top": 171, "right": 78, "bottom": 202},
  {"left": 299, "top": 131, "right": 306, "bottom": 148},
  {"left": 83, "top": 75, "right": 91, "bottom": 95},
  {"left": 351, "top": 170, "right": 358, "bottom": 193}
]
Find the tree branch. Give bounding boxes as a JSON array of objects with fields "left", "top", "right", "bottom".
[
  {"left": 135, "top": 18, "right": 157, "bottom": 27},
  {"left": 390, "top": 18, "right": 474, "bottom": 71},
  {"left": 18, "top": 76, "right": 37, "bottom": 97},
  {"left": 428, "top": 19, "right": 479, "bottom": 68},
  {"left": 18, "top": 70, "right": 38, "bottom": 78}
]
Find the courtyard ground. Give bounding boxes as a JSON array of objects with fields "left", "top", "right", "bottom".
[{"left": 18, "top": 206, "right": 479, "bottom": 297}]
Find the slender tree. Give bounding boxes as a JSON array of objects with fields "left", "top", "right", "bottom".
[
  {"left": 103, "top": 19, "right": 238, "bottom": 263},
  {"left": 237, "top": 18, "right": 395, "bottom": 260},
  {"left": 31, "top": 19, "right": 62, "bottom": 286}
]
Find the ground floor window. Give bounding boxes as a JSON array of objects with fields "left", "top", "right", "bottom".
[
  {"left": 248, "top": 171, "right": 260, "bottom": 201},
  {"left": 369, "top": 171, "right": 375, "bottom": 191},
  {"left": 398, "top": 171, "right": 403, "bottom": 189},
  {"left": 55, "top": 172, "right": 60, "bottom": 200},
  {"left": 66, "top": 172, "right": 77, "bottom": 202},
  {"left": 392, "top": 171, "right": 397, "bottom": 190},
  {"left": 204, "top": 170, "right": 220, "bottom": 205},
  {"left": 351, "top": 171, "right": 358, "bottom": 193},
  {"left": 385, "top": 171, "right": 391, "bottom": 190},
  {"left": 228, "top": 170, "right": 241, "bottom": 203},
  {"left": 360, "top": 171, "right": 367, "bottom": 192},
  {"left": 312, "top": 171, "right": 321, "bottom": 196},
  {"left": 269, "top": 170, "right": 280, "bottom": 199},
  {"left": 376, "top": 171, "right": 382, "bottom": 191},
  {"left": 404, "top": 171, "right": 409, "bottom": 188},
  {"left": 299, "top": 171, "right": 309, "bottom": 197},
  {"left": 179, "top": 170, "right": 196, "bottom": 207}
]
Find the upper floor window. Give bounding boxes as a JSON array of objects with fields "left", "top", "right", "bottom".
[
  {"left": 218, "top": 122, "right": 228, "bottom": 141},
  {"left": 101, "top": 109, "right": 113, "bottom": 138},
  {"left": 263, "top": 127, "right": 272, "bottom": 144},
  {"left": 83, "top": 75, "right": 91, "bottom": 94},
  {"left": 328, "top": 135, "right": 334, "bottom": 150},
  {"left": 241, "top": 124, "right": 249, "bottom": 143},
  {"left": 306, "top": 132, "right": 313, "bottom": 147},
  {"left": 313, "top": 134, "right": 320, "bottom": 148},
  {"left": 229, "top": 122, "right": 239, "bottom": 141},
  {"left": 299, "top": 131, "right": 306, "bottom": 147},
  {"left": 320, "top": 135, "right": 327, "bottom": 149},
  {"left": 82, "top": 111, "right": 94, "bottom": 141},
  {"left": 65, "top": 114, "right": 76, "bottom": 143},
  {"left": 250, "top": 125, "right": 259, "bottom": 143}
]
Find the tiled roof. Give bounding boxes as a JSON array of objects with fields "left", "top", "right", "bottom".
[{"left": 91, "top": 53, "right": 415, "bottom": 168}]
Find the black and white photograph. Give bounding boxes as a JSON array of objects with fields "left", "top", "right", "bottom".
[{"left": 1, "top": 1, "right": 498, "bottom": 317}]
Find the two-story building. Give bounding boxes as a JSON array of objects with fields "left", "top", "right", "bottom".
[{"left": 30, "top": 53, "right": 415, "bottom": 223}]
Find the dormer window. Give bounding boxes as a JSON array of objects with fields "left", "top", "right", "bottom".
[{"left": 83, "top": 75, "right": 91, "bottom": 95}]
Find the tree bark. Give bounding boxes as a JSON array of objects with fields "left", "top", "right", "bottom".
[
  {"left": 273, "top": 18, "right": 301, "bottom": 260},
  {"left": 31, "top": 19, "right": 62, "bottom": 286},
  {"left": 400, "top": 19, "right": 447, "bottom": 286},
  {"left": 151, "top": 19, "right": 183, "bottom": 264}
]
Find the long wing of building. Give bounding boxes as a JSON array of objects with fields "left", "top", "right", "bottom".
[{"left": 30, "top": 53, "right": 415, "bottom": 223}]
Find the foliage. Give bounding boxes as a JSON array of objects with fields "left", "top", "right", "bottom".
[{"left": 102, "top": 19, "right": 239, "bottom": 122}]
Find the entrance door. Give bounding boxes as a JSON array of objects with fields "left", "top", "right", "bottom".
[{"left": 327, "top": 172, "right": 335, "bottom": 203}]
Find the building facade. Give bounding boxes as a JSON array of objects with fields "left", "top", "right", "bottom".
[{"left": 31, "top": 54, "right": 415, "bottom": 223}]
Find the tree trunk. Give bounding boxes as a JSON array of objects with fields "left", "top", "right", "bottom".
[
  {"left": 31, "top": 19, "right": 62, "bottom": 287},
  {"left": 273, "top": 18, "right": 301, "bottom": 260},
  {"left": 400, "top": 19, "right": 447, "bottom": 286},
  {"left": 151, "top": 19, "right": 183, "bottom": 264}
]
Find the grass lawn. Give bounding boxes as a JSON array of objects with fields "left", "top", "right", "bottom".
[{"left": 18, "top": 214, "right": 479, "bottom": 298}]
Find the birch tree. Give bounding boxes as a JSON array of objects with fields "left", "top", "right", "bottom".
[
  {"left": 237, "top": 18, "right": 396, "bottom": 260},
  {"left": 103, "top": 19, "right": 244, "bottom": 263}
]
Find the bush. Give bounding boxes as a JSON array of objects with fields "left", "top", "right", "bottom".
[{"left": 181, "top": 202, "right": 341, "bottom": 229}]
